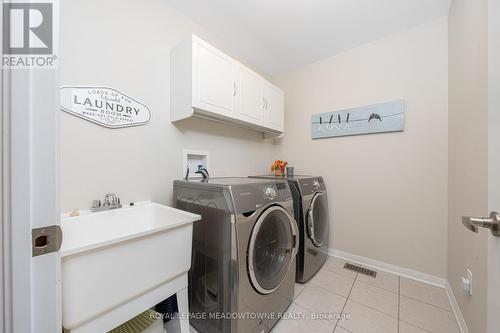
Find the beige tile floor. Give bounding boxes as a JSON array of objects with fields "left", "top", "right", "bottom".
[
  {"left": 272, "top": 257, "right": 460, "bottom": 333},
  {"left": 189, "top": 257, "right": 460, "bottom": 333}
]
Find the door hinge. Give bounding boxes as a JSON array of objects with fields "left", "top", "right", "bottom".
[{"left": 32, "top": 225, "right": 62, "bottom": 257}]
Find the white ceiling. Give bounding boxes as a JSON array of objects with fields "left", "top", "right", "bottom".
[{"left": 166, "top": 0, "right": 451, "bottom": 76}]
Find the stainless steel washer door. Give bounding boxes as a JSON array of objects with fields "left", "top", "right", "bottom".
[
  {"left": 307, "top": 192, "right": 329, "bottom": 247},
  {"left": 248, "top": 206, "right": 298, "bottom": 295}
]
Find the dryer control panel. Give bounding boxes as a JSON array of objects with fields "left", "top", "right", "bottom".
[{"left": 298, "top": 177, "right": 326, "bottom": 195}]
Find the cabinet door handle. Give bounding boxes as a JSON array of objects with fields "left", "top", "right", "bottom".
[
  {"left": 233, "top": 82, "right": 237, "bottom": 96},
  {"left": 263, "top": 97, "right": 266, "bottom": 109}
]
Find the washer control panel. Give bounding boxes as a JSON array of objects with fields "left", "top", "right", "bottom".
[
  {"left": 264, "top": 187, "right": 277, "bottom": 200},
  {"left": 260, "top": 182, "right": 291, "bottom": 202},
  {"left": 230, "top": 180, "right": 292, "bottom": 214}
]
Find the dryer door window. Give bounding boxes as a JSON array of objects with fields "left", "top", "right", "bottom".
[
  {"left": 248, "top": 206, "right": 297, "bottom": 294},
  {"left": 307, "top": 192, "right": 329, "bottom": 247}
]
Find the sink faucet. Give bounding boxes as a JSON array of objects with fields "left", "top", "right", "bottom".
[{"left": 91, "top": 193, "right": 123, "bottom": 212}]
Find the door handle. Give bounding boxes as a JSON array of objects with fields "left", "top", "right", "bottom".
[{"left": 462, "top": 212, "right": 500, "bottom": 236}]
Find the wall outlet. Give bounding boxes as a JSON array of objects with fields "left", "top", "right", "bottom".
[{"left": 461, "top": 269, "right": 473, "bottom": 295}]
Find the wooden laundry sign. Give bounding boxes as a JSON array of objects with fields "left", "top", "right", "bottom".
[
  {"left": 60, "top": 86, "right": 151, "bottom": 128},
  {"left": 311, "top": 100, "right": 405, "bottom": 139}
]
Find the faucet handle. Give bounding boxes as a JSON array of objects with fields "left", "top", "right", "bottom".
[
  {"left": 91, "top": 194, "right": 121, "bottom": 212},
  {"left": 104, "top": 193, "right": 115, "bottom": 205}
]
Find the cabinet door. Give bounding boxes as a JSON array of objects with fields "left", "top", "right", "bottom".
[
  {"left": 194, "top": 41, "right": 237, "bottom": 116},
  {"left": 263, "top": 83, "right": 284, "bottom": 131},
  {"left": 238, "top": 67, "right": 264, "bottom": 123}
]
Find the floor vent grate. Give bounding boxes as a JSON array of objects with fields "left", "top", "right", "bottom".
[{"left": 343, "top": 263, "right": 377, "bottom": 278}]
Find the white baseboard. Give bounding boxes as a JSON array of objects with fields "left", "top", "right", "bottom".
[
  {"left": 328, "top": 248, "right": 446, "bottom": 287},
  {"left": 445, "top": 280, "right": 470, "bottom": 333},
  {"left": 328, "top": 248, "right": 469, "bottom": 333}
]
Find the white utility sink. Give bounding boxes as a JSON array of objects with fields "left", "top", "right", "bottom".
[{"left": 60, "top": 201, "right": 200, "bottom": 333}]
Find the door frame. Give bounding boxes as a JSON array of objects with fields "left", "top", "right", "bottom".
[
  {"left": 1, "top": 1, "right": 61, "bottom": 332},
  {"left": 1, "top": 2, "right": 6, "bottom": 330},
  {"left": 488, "top": 0, "right": 500, "bottom": 331}
]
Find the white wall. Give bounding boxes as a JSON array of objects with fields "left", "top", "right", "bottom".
[
  {"left": 273, "top": 19, "right": 449, "bottom": 278},
  {"left": 59, "top": 0, "right": 276, "bottom": 211}
]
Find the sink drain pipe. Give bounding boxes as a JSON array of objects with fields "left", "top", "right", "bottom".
[{"left": 155, "top": 294, "right": 179, "bottom": 323}]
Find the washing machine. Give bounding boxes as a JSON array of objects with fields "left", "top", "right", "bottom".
[
  {"left": 173, "top": 177, "right": 298, "bottom": 333},
  {"left": 250, "top": 175, "right": 329, "bottom": 283}
]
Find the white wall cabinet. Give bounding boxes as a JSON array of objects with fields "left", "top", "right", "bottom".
[
  {"left": 195, "top": 42, "right": 237, "bottom": 117},
  {"left": 171, "top": 34, "right": 284, "bottom": 135},
  {"left": 238, "top": 66, "right": 264, "bottom": 123},
  {"left": 263, "top": 81, "right": 285, "bottom": 132}
]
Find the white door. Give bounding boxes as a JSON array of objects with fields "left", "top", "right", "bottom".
[
  {"left": 238, "top": 67, "right": 264, "bottom": 123},
  {"left": 463, "top": 2, "right": 500, "bottom": 331},
  {"left": 1, "top": 3, "right": 61, "bottom": 333},
  {"left": 487, "top": 0, "right": 500, "bottom": 331},
  {"left": 194, "top": 40, "right": 237, "bottom": 117},
  {"left": 263, "top": 82, "right": 284, "bottom": 131}
]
